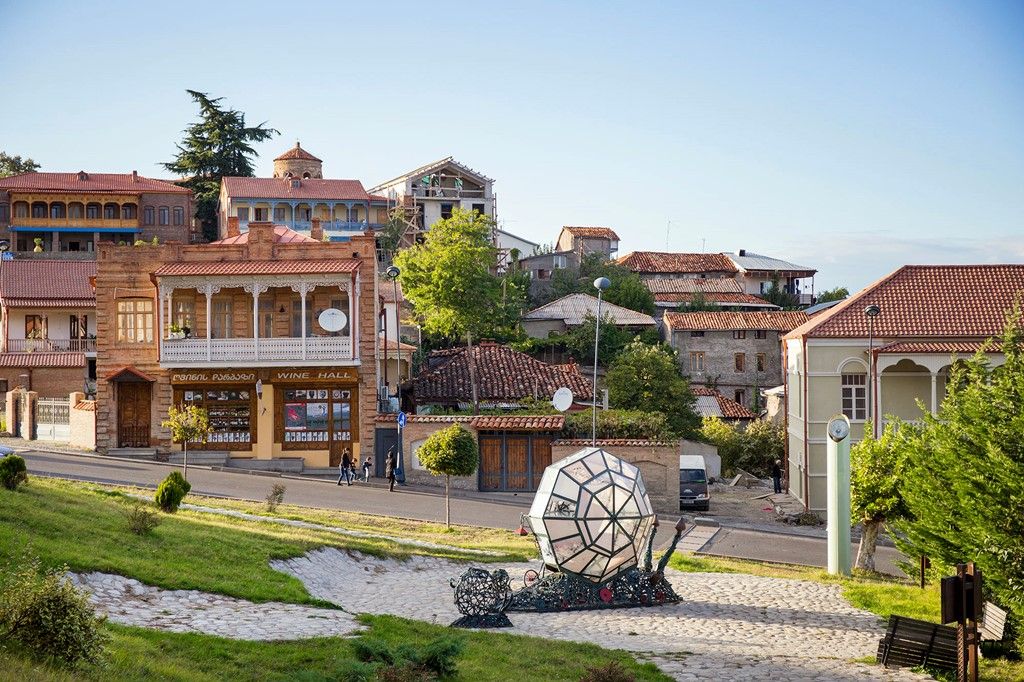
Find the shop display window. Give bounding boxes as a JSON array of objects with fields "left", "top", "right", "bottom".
[
  {"left": 179, "top": 388, "right": 253, "bottom": 447},
  {"left": 281, "top": 388, "right": 354, "bottom": 447}
]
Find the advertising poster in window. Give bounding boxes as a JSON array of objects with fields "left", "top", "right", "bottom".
[
  {"left": 306, "top": 402, "right": 328, "bottom": 431},
  {"left": 285, "top": 403, "right": 306, "bottom": 430}
]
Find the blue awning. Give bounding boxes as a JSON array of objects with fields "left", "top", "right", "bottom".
[{"left": 10, "top": 225, "right": 139, "bottom": 234}]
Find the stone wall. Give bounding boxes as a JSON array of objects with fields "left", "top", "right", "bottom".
[{"left": 669, "top": 328, "right": 783, "bottom": 408}]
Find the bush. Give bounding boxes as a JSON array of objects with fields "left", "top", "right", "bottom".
[
  {"left": 124, "top": 501, "right": 162, "bottom": 535},
  {"left": 154, "top": 470, "right": 191, "bottom": 512},
  {"left": 266, "top": 483, "right": 286, "bottom": 512},
  {"left": 353, "top": 634, "right": 464, "bottom": 679},
  {"left": 579, "top": 661, "right": 636, "bottom": 682},
  {"left": 564, "top": 409, "right": 673, "bottom": 441},
  {"left": 0, "top": 554, "right": 107, "bottom": 666},
  {"left": 0, "top": 454, "right": 28, "bottom": 490}
]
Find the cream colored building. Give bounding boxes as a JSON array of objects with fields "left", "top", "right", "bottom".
[{"left": 783, "top": 264, "right": 1023, "bottom": 512}]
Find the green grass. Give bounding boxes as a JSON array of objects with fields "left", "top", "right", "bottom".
[
  {"left": 0, "top": 478, "right": 523, "bottom": 606},
  {"left": 0, "top": 616, "right": 671, "bottom": 682}
]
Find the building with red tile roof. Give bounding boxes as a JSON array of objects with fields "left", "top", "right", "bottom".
[
  {"left": 556, "top": 226, "right": 620, "bottom": 259},
  {"left": 691, "top": 385, "right": 758, "bottom": 421},
  {"left": 0, "top": 171, "right": 194, "bottom": 257},
  {"left": 644, "top": 278, "right": 780, "bottom": 313},
  {"left": 616, "top": 251, "right": 738, "bottom": 277},
  {"left": 0, "top": 259, "right": 97, "bottom": 399},
  {"left": 783, "top": 264, "right": 1024, "bottom": 513}
]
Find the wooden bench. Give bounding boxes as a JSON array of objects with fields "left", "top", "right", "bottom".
[
  {"left": 981, "top": 602, "right": 1008, "bottom": 642},
  {"left": 876, "top": 615, "right": 958, "bottom": 671}
]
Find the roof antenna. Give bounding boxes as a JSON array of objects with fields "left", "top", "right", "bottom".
[
  {"left": 701, "top": 237, "right": 706, "bottom": 253},
  {"left": 665, "top": 220, "right": 671, "bottom": 250}
]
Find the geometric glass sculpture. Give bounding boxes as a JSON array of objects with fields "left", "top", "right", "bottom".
[{"left": 527, "top": 447, "right": 655, "bottom": 584}]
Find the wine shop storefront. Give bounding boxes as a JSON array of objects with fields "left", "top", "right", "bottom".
[{"left": 169, "top": 366, "right": 361, "bottom": 468}]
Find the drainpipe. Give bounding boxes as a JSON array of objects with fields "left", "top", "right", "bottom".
[{"left": 802, "top": 335, "right": 809, "bottom": 510}]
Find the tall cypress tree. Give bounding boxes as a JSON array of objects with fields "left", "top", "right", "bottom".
[{"left": 164, "top": 90, "right": 278, "bottom": 242}]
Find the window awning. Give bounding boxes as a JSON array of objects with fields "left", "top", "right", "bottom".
[{"left": 9, "top": 226, "right": 140, "bottom": 234}]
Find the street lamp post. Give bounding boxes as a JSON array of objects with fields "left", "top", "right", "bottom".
[
  {"left": 385, "top": 265, "right": 405, "bottom": 483},
  {"left": 592, "top": 277, "right": 611, "bottom": 445},
  {"left": 864, "top": 304, "right": 881, "bottom": 436}
]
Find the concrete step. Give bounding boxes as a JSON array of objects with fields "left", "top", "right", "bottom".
[
  {"left": 167, "top": 451, "right": 229, "bottom": 466},
  {"left": 106, "top": 448, "right": 159, "bottom": 460},
  {"left": 225, "top": 458, "right": 305, "bottom": 474}
]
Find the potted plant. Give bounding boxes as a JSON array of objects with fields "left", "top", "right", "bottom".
[
  {"left": 168, "top": 323, "right": 186, "bottom": 340},
  {"left": 25, "top": 328, "right": 44, "bottom": 352},
  {"left": 32, "top": 237, "right": 44, "bottom": 253}
]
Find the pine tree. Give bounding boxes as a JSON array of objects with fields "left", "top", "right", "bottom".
[{"left": 164, "top": 91, "right": 278, "bottom": 241}]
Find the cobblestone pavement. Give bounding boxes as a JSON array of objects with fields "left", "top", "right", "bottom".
[
  {"left": 274, "top": 549, "right": 931, "bottom": 681},
  {"left": 69, "top": 572, "right": 358, "bottom": 641}
]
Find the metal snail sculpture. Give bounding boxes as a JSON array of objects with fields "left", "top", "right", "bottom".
[{"left": 450, "top": 447, "right": 686, "bottom": 627}]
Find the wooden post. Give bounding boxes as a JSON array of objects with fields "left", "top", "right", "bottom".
[{"left": 956, "top": 562, "right": 981, "bottom": 682}]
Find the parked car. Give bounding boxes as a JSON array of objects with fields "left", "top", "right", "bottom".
[{"left": 679, "top": 454, "right": 710, "bottom": 512}]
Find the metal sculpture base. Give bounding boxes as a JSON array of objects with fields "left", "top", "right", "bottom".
[
  {"left": 507, "top": 568, "right": 680, "bottom": 613},
  {"left": 451, "top": 613, "right": 513, "bottom": 628}
]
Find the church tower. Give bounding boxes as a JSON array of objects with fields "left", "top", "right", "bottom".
[{"left": 273, "top": 141, "right": 323, "bottom": 179}]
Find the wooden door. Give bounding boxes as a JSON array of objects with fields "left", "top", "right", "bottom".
[
  {"left": 117, "top": 382, "right": 151, "bottom": 447},
  {"left": 479, "top": 436, "right": 503, "bottom": 490},
  {"left": 506, "top": 436, "right": 530, "bottom": 490}
]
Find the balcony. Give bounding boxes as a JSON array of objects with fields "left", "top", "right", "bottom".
[
  {"left": 411, "top": 186, "right": 485, "bottom": 199},
  {"left": 5, "top": 338, "right": 97, "bottom": 353},
  {"left": 161, "top": 336, "right": 353, "bottom": 366},
  {"left": 239, "top": 219, "right": 383, "bottom": 233},
  {"left": 14, "top": 217, "right": 140, "bottom": 229}
]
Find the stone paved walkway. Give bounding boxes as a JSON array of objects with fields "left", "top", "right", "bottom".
[
  {"left": 69, "top": 572, "right": 358, "bottom": 641},
  {"left": 274, "top": 549, "right": 931, "bottom": 681}
]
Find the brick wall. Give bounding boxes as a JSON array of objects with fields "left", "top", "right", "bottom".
[
  {"left": 0, "top": 366, "right": 85, "bottom": 399},
  {"left": 138, "top": 192, "right": 193, "bottom": 244}
]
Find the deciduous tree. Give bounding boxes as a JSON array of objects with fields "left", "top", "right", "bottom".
[
  {"left": 161, "top": 404, "right": 211, "bottom": 479},
  {"left": 850, "top": 420, "right": 910, "bottom": 572},
  {"left": 815, "top": 286, "right": 849, "bottom": 304},
  {"left": 606, "top": 341, "right": 699, "bottom": 437},
  {"left": 164, "top": 90, "right": 278, "bottom": 241},
  {"left": 415, "top": 424, "right": 478, "bottom": 527}
]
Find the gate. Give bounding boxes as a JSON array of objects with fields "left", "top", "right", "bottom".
[
  {"left": 36, "top": 398, "right": 71, "bottom": 441},
  {"left": 478, "top": 432, "right": 554, "bottom": 492}
]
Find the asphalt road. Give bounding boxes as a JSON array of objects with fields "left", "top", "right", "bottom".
[{"left": 19, "top": 450, "right": 531, "bottom": 530}]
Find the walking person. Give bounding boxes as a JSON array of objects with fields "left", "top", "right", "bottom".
[
  {"left": 338, "top": 448, "right": 354, "bottom": 486},
  {"left": 361, "top": 456, "right": 372, "bottom": 483},
  {"left": 771, "top": 459, "right": 783, "bottom": 494},
  {"left": 385, "top": 448, "right": 397, "bottom": 492}
]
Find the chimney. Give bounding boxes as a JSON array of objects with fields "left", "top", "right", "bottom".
[
  {"left": 227, "top": 216, "right": 240, "bottom": 238},
  {"left": 247, "top": 221, "right": 273, "bottom": 243},
  {"left": 132, "top": 170, "right": 138, "bottom": 183},
  {"left": 310, "top": 218, "right": 323, "bottom": 242},
  {"left": 738, "top": 249, "right": 746, "bottom": 257}
]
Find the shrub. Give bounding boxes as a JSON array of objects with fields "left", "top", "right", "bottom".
[
  {"left": 0, "top": 454, "right": 28, "bottom": 490},
  {"left": 565, "top": 409, "right": 674, "bottom": 441},
  {"left": 266, "top": 483, "right": 286, "bottom": 512},
  {"left": 699, "top": 417, "right": 784, "bottom": 477},
  {"left": 353, "top": 634, "right": 464, "bottom": 679},
  {"left": 0, "top": 554, "right": 107, "bottom": 666},
  {"left": 124, "top": 501, "right": 162, "bottom": 535},
  {"left": 579, "top": 661, "right": 636, "bottom": 682},
  {"left": 154, "top": 470, "right": 191, "bottom": 512}
]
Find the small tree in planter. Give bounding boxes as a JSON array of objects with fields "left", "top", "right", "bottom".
[
  {"left": 161, "top": 404, "right": 211, "bottom": 479},
  {"left": 415, "top": 424, "right": 478, "bottom": 527}
]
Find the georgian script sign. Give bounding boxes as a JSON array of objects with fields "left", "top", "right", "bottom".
[
  {"left": 270, "top": 368, "right": 358, "bottom": 383},
  {"left": 171, "top": 370, "right": 258, "bottom": 385}
]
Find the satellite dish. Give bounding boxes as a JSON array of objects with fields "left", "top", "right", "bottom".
[
  {"left": 552, "top": 387, "right": 573, "bottom": 412},
  {"left": 318, "top": 308, "right": 347, "bottom": 333}
]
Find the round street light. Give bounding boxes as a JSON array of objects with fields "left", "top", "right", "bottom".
[
  {"left": 592, "top": 277, "right": 611, "bottom": 444},
  {"left": 864, "top": 304, "right": 881, "bottom": 433}
]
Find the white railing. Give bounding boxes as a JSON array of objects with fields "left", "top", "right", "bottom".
[
  {"left": 6, "top": 338, "right": 97, "bottom": 353},
  {"left": 161, "top": 336, "right": 352, "bottom": 364}
]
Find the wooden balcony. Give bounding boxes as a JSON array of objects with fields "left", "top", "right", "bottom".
[
  {"left": 5, "top": 338, "right": 97, "bottom": 353},
  {"left": 161, "top": 336, "right": 353, "bottom": 367}
]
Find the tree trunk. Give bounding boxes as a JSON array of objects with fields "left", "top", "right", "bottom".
[
  {"left": 183, "top": 441, "right": 188, "bottom": 480},
  {"left": 466, "top": 331, "right": 479, "bottom": 415},
  {"left": 445, "top": 474, "right": 451, "bottom": 528},
  {"left": 855, "top": 518, "right": 882, "bottom": 572}
]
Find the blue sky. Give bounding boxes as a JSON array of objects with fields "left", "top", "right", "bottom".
[{"left": 1, "top": 1, "right": 1022, "bottom": 291}]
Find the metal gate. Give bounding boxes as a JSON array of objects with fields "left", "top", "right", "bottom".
[{"left": 36, "top": 398, "right": 71, "bottom": 441}]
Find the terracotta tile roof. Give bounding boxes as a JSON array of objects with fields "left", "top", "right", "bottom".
[
  {"left": 563, "top": 226, "right": 620, "bottom": 241},
  {"left": 617, "top": 251, "right": 738, "bottom": 274},
  {"left": 692, "top": 386, "right": 758, "bottom": 419},
  {"left": 523, "top": 293, "right": 656, "bottom": 326},
  {"left": 414, "top": 342, "right": 592, "bottom": 404},
  {"left": 273, "top": 143, "right": 321, "bottom": 162},
  {"left": 645, "top": 279, "right": 743, "bottom": 294},
  {"left": 153, "top": 260, "right": 360, "bottom": 277},
  {"left": 368, "top": 194, "right": 390, "bottom": 203},
  {"left": 374, "top": 414, "right": 474, "bottom": 424},
  {"left": 654, "top": 292, "right": 779, "bottom": 308},
  {"left": 0, "top": 260, "right": 96, "bottom": 306},
  {"left": 106, "top": 366, "right": 156, "bottom": 382},
  {"left": 73, "top": 400, "right": 97, "bottom": 412},
  {"left": 0, "top": 172, "right": 190, "bottom": 194},
  {"left": 381, "top": 339, "right": 416, "bottom": 351},
  {"left": 0, "top": 352, "right": 85, "bottom": 368},
  {"left": 222, "top": 177, "right": 369, "bottom": 201},
  {"left": 664, "top": 311, "right": 808, "bottom": 332},
  {"left": 379, "top": 278, "right": 404, "bottom": 303},
  {"left": 471, "top": 415, "right": 565, "bottom": 431},
  {"left": 786, "top": 265, "right": 1024, "bottom": 339},
  {"left": 876, "top": 341, "right": 1001, "bottom": 354},
  {"left": 369, "top": 156, "right": 493, "bottom": 191},
  {"left": 551, "top": 439, "right": 679, "bottom": 447},
  {"left": 210, "top": 225, "right": 319, "bottom": 245}
]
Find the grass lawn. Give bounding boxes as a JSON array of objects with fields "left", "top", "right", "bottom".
[
  {"left": 0, "top": 477, "right": 525, "bottom": 606},
  {"left": 0, "top": 615, "right": 671, "bottom": 682}
]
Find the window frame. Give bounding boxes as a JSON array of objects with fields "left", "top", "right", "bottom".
[
  {"left": 734, "top": 352, "right": 746, "bottom": 372},
  {"left": 733, "top": 330, "right": 747, "bottom": 340},
  {"left": 116, "top": 298, "right": 154, "bottom": 344},
  {"left": 756, "top": 353, "right": 766, "bottom": 372},
  {"left": 841, "top": 373, "right": 867, "bottom": 421},
  {"left": 689, "top": 351, "right": 705, "bottom": 372}
]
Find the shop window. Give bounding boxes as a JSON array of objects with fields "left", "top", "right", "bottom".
[
  {"left": 689, "top": 351, "right": 704, "bottom": 372},
  {"left": 181, "top": 389, "right": 252, "bottom": 446},
  {"left": 211, "top": 299, "right": 233, "bottom": 338},
  {"left": 116, "top": 299, "right": 154, "bottom": 343},
  {"left": 281, "top": 388, "right": 354, "bottom": 447},
  {"left": 735, "top": 353, "right": 745, "bottom": 372},
  {"left": 841, "top": 373, "right": 866, "bottom": 421}
]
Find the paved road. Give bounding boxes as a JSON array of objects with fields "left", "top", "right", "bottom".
[{"left": 19, "top": 450, "right": 531, "bottom": 530}]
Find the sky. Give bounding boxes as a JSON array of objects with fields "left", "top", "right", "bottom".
[{"left": 1, "top": 0, "right": 1022, "bottom": 292}]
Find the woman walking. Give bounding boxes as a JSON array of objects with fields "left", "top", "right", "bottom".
[
  {"left": 385, "top": 449, "right": 397, "bottom": 492},
  {"left": 338, "top": 448, "right": 354, "bottom": 486}
]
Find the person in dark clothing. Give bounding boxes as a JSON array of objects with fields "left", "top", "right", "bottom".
[
  {"left": 771, "top": 459, "right": 783, "bottom": 494},
  {"left": 361, "top": 456, "right": 372, "bottom": 483},
  {"left": 338, "top": 449, "right": 353, "bottom": 486},
  {"left": 385, "top": 449, "right": 397, "bottom": 492}
]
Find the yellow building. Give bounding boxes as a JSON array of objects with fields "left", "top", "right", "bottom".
[{"left": 783, "top": 264, "right": 1023, "bottom": 512}]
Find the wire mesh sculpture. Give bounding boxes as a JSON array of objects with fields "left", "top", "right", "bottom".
[{"left": 449, "top": 568, "right": 513, "bottom": 628}]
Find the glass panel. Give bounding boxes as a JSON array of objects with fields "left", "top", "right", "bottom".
[{"left": 543, "top": 518, "right": 582, "bottom": 542}]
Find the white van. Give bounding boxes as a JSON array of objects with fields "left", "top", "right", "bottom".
[{"left": 679, "top": 454, "right": 710, "bottom": 512}]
